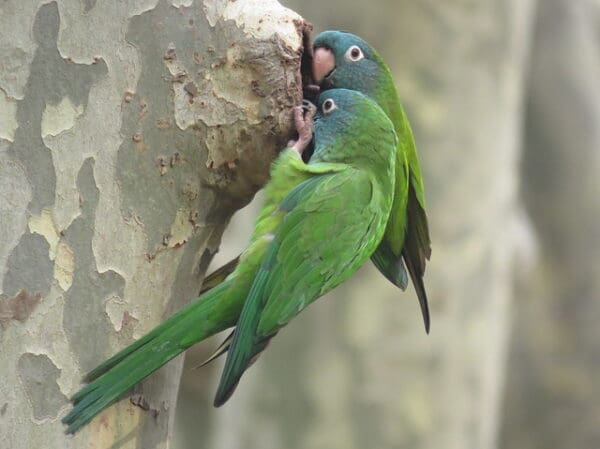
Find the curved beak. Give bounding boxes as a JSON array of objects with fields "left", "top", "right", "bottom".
[{"left": 312, "top": 47, "right": 335, "bottom": 84}]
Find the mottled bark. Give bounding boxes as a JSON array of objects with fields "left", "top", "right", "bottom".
[
  {"left": 0, "top": 0, "right": 304, "bottom": 448},
  {"left": 176, "top": 1, "right": 537, "bottom": 449},
  {"left": 500, "top": 0, "right": 600, "bottom": 447}
]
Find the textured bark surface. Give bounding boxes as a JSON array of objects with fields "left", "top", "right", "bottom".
[
  {"left": 0, "top": 1, "right": 304, "bottom": 447},
  {"left": 176, "top": 1, "right": 538, "bottom": 449}
]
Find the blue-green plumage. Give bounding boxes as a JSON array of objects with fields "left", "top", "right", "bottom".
[
  {"left": 201, "top": 31, "right": 432, "bottom": 333},
  {"left": 213, "top": 89, "right": 397, "bottom": 405},
  {"left": 312, "top": 30, "right": 431, "bottom": 332}
]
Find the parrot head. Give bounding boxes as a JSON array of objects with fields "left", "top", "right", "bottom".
[
  {"left": 312, "top": 31, "right": 389, "bottom": 98},
  {"left": 311, "top": 88, "right": 397, "bottom": 165}
]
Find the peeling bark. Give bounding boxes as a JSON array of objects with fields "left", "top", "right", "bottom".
[
  {"left": 0, "top": 1, "right": 305, "bottom": 447},
  {"left": 0, "top": 290, "right": 42, "bottom": 327}
]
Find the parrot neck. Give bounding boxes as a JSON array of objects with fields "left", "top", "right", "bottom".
[
  {"left": 311, "top": 131, "right": 396, "bottom": 198},
  {"left": 374, "top": 78, "right": 416, "bottom": 154}
]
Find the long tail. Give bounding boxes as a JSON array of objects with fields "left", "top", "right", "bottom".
[
  {"left": 62, "top": 280, "right": 237, "bottom": 434},
  {"left": 403, "top": 186, "right": 432, "bottom": 334}
]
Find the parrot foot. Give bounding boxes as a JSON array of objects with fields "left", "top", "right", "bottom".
[{"left": 289, "top": 100, "right": 316, "bottom": 154}]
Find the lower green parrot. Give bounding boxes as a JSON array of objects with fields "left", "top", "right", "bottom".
[
  {"left": 202, "top": 31, "right": 432, "bottom": 332},
  {"left": 62, "top": 88, "right": 397, "bottom": 433},
  {"left": 213, "top": 89, "right": 397, "bottom": 405}
]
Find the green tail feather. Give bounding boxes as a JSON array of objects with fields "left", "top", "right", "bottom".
[
  {"left": 212, "top": 270, "right": 270, "bottom": 407},
  {"left": 63, "top": 281, "right": 235, "bottom": 434},
  {"left": 370, "top": 241, "right": 409, "bottom": 290},
  {"left": 403, "top": 185, "right": 431, "bottom": 334}
]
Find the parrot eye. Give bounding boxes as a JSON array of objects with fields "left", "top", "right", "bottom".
[
  {"left": 322, "top": 98, "right": 337, "bottom": 114},
  {"left": 345, "top": 45, "right": 364, "bottom": 62}
]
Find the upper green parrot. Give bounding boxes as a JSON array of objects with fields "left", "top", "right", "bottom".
[
  {"left": 201, "top": 31, "right": 431, "bottom": 332},
  {"left": 311, "top": 30, "right": 431, "bottom": 332},
  {"left": 62, "top": 88, "right": 397, "bottom": 433}
]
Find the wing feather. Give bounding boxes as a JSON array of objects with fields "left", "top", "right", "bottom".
[{"left": 214, "top": 167, "right": 387, "bottom": 405}]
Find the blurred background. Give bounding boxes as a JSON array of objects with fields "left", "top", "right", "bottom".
[{"left": 175, "top": 1, "right": 600, "bottom": 448}]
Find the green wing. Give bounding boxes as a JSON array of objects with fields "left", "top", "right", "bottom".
[
  {"left": 403, "top": 176, "right": 431, "bottom": 327},
  {"left": 375, "top": 91, "right": 432, "bottom": 332},
  {"left": 214, "top": 168, "right": 385, "bottom": 405},
  {"left": 371, "top": 142, "right": 410, "bottom": 290},
  {"left": 403, "top": 117, "right": 431, "bottom": 282},
  {"left": 200, "top": 148, "right": 347, "bottom": 295},
  {"left": 257, "top": 171, "right": 380, "bottom": 331},
  {"left": 401, "top": 120, "right": 432, "bottom": 331}
]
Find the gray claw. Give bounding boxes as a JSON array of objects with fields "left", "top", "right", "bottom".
[{"left": 298, "top": 100, "right": 315, "bottom": 112}]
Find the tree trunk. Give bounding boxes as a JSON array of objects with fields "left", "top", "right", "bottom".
[
  {"left": 0, "top": 1, "right": 305, "bottom": 447},
  {"left": 500, "top": 0, "right": 600, "bottom": 447}
]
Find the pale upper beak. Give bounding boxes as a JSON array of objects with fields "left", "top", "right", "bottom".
[{"left": 312, "top": 47, "right": 335, "bottom": 84}]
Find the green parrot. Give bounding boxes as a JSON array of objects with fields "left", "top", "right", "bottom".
[
  {"left": 213, "top": 89, "right": 397, "bottom": 405},
  {"left": 202, "top": 31, "right": 432, "bottom": 332},
  {"left": 311, "top": 31, "right": 431, "bottom": 330},
  {"left": 62, "top": 88, "right": 397, "bottom": 433}
]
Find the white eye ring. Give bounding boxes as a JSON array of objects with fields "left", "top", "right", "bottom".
[
  {"left": 322, "top": 98, "right": 337, "bottom": 114},
  {"left": 345, "top": 45, "right": 364, "bottom": 62}
]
